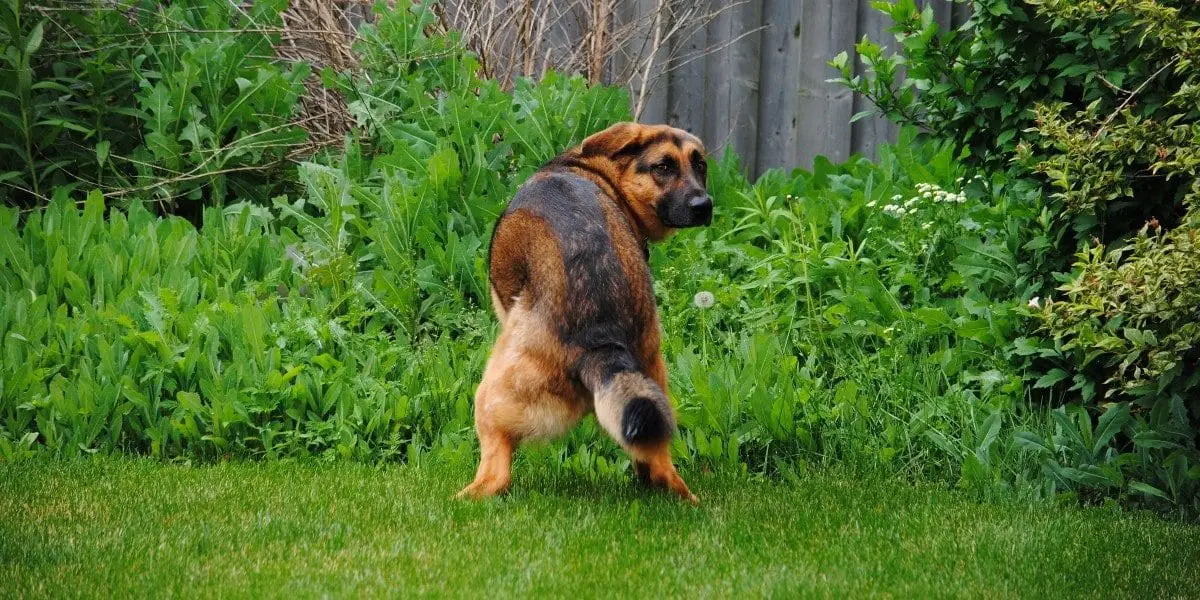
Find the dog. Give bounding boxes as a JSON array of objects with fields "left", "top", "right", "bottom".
[{"left": 456, "top": 122, "right": 713, "bottom": 504}]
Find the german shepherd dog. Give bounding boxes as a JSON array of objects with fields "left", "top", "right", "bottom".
[{"left": 456, "top": 122, "right": 712, "bottom": 504}]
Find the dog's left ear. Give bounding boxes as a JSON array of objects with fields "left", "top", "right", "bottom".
[{"left": 579, "top": 122, "right": 644, "bottom": 159}]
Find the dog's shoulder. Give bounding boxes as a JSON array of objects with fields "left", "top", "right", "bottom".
[
  {"left": 501, "top": 167, "right": 621, "bottom": 254},
  {"left": 507, "top": 168, "right": 604, "bottom": 220}
]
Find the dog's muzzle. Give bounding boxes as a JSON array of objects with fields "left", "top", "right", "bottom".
[{"left": 662, "top": 193, "right": 713, "bottom": 228}]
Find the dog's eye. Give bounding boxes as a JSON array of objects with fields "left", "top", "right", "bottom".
[
  {"left": 696, "top": 160, "right": 707, "bottom": 175},
  {"left": 654, "top": 162, "right": 673, "bottom": 175}
]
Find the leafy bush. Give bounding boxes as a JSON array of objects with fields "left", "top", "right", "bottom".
[
  {"left": 837, "top": 0, "right": 1200, "bottom": 510},
  {"left": 1022, "top": 216, "right": 1200, "bottom": 506},
  {"left": 1042, "top": 218, "right": 1200, "bottom": 405},
  {"left": 835, "top": 0, "right": 1194, "bottom": 241},
  {"left": 653, "top": 130, "right": 1041, "bottom": 496},
  {"left": 0, "top": 191, "right": 490, "bottom": 461}
]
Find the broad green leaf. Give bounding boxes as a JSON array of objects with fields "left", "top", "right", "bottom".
[
  {"left": 1129, "top": 482, "right": 1169, "bottom": 501},
  {"left": 977, "top": 412, "right": 1002, "bottom": 454},
  {"left": 1092, "top": 403, "right": 1131, "bottom": 456},
  {"left": 95, "top": 140, "right": 110, "bottom": 166},
  {"left": 1034, "top": 369, "right": 1069, "bottom": 389},
  {"left": 1057, "top": 465, "right": 1115, "bottom": 488},
  {"left": 1132, "top": 431, "right": 1182, "bottom": 450},
  {"left": 24, "top": 20, "right": 45, "bottom": 56},
  {"left": 914, "top": 307, "right": 953, "bottom": 329},
  {"left": 1014, "top": 431, "right": 1050, "bottom": 455}
]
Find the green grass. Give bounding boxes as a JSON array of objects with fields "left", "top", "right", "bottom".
[{"left": 2, "top": 459, "right": 1198, "bottom": 598}]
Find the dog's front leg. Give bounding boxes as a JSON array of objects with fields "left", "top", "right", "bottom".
[{"left": 456, "top": 420, "right": 515, "bottom": 500}]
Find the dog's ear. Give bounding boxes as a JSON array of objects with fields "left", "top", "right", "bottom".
[{"left": 579, "top": 122, "right": 646, "bottom": 159}]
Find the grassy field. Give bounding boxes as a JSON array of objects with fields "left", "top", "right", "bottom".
[{"left": 3, "top": 460, "right": 1199, "bottom": 598}]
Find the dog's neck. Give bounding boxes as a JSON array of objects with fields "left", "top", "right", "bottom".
[{"left": 545, "top": 154, "right": 660, "bottom": 255}]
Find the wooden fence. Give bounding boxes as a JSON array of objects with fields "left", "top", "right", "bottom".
[{"left": 631, "top": 0, "right": 971, "bottom": 176}]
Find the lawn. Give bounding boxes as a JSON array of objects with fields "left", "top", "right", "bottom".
[{"left": 2, "top": 459, "right": 1198, "bottom": 598}]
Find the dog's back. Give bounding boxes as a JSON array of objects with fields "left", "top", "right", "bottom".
[{"left": 492, "top": 169, "right": 656, "bottom": 368}]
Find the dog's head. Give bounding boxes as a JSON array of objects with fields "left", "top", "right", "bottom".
[{"left": 575, "top": 122, "right": 712, "bottom": 241}]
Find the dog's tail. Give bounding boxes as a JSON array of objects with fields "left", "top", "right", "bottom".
[{"left": 576, "top": 345, "right": 675, "bottom": 449}]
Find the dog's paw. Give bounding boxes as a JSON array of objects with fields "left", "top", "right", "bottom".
[
  {"left": 454, "top": 485, "right": 484, "bottom": 501},
  {"left": 454, "top": 479, "right": 509, "bottom": 501}
]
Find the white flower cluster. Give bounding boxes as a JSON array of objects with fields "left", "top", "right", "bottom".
[
  {"left": 915, "top": 182, "right": 967, "bottom": 205},
  {"left": 881, "top": 196, "right": 910, "bottom": 217},
  {"left": 868, "top": 181, "right": 970, "bottom": 219}
]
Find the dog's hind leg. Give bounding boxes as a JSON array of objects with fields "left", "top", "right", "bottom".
[
  {"left": 631, "top": 444, "right": 697, "bottom": 504},
  {"left": 626, "top": 354, "right": 696, "bottom": 504},
  {"left": 457, "top": 346, "right": 518, "bottom": 500}
]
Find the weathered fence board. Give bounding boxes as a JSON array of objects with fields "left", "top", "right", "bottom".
[
  {"left": 754, "top": 0, "right": 801, "bottom": 172},
  {"left": 795, "top": 0, "right": 859, "bottom": 167},
  {"left": 702, "top": 0, "right": 762, "bottom": 170},
  {"left": 850, "top": 0, "right": 899, "bottom": 162}
]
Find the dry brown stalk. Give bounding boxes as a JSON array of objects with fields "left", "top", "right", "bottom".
[{"left": 437, "top": 0, "right": 737, "bottom": 119}]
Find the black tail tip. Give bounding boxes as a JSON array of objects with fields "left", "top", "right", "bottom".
[{"left": 622, "top": 397, "right": 670, "bottom": 445}]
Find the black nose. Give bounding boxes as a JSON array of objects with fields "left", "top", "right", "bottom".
[{"left": 688, "top": 195, "right": 713, "bottom": 224}]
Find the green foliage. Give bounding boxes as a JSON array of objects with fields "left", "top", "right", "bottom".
[
  {"left": 1028, "top": 217, "right": 1200, "bottom": 506},
  {"left": 0, "top": 1, "right": 631, "bottom": 464},
  {"left": 0, "top": 117, "right": 1042, "bottom": 503},
  {"left": 0, "top": 0, "right": 308, "bottom": 210},
  {"left": 1014, "top": 1, "right": 1200, "bottom": 226},
  {"left": 0, "top": 0, "right": 95, "bottom": 201},
  {"left": 0, "top": 192, "right": 476, "bottom": 461},
  {"left": 836, "top": 0, "right": 1200, "bottom": 511},
  {"left": 653, "top": 131, "right": 1043, "bottom": 498},
  {"left": 1024, "top": 1, "right": 1200, "bottom": 510},
  {"left": 127, "top": 0, "right": 308, "bottom": 207},
  {"left": 1043, "top": 219, "right": 1200, "bottom": 403}
]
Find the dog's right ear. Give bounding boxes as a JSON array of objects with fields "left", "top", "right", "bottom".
[{"left": 579, "top": 122, "right": 645, "bottom": 159}]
